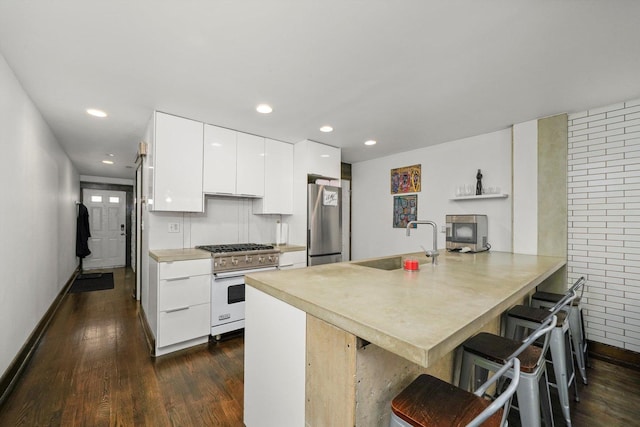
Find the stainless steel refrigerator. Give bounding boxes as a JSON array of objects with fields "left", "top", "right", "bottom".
[{"left": 308, "top": 183, "right": 342, "bottom": 266}]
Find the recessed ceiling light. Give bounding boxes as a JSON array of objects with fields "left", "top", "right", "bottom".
[
  {"left": 320, "top": 154, "right": 330, "bottom": 158},
  {"left": 256, "top": 104, "right": 273, "bottom": 114},
  {"left": 364, "top": 140, "right": 377, "bottom": 146},
  {"left": 320, "top": 125, "right": 333, "bottom": 133},
  {"left": 87, "top": 108, "right": 108, "bottom": 118},
  {"left": 107, "top": 153, "right": 115, "bottom": 157},
  {"left": 102, "top": 160, "right": 114, "bottom": 165}
]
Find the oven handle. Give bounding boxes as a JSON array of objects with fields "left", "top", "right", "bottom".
[{"left": 213, "top": 266, "right": 279, "bottom": 280}]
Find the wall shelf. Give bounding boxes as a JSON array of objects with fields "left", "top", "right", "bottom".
[{"left": 450, "top": 193, "right": 509, "bottom": 201}]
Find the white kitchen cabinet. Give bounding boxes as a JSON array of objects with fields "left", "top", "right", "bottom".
[
  {"left": 203, "top": 124, "right": 237, "bottom": 195},
  {"left": 306, "top": 140, "right": 341, "bottom": 179},
  {"left": 152, "top": 112, "right": 204, "bottom": 212},
  {"left": 236, "top": 132, "right": 265, "bottom": 197},
  {"left": 254, "top": 138, "right": 293, "bottom": 214},
  {"left": 147, "top": 257, "right": 211, "bottom": 356},
  {"left": 203, "top": 125, "right": 265, "bottom": 197},
  {"left": 279, "top": 250, "right": 306, "bottom": 270}
]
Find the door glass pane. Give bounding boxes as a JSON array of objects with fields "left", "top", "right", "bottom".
[
  {"left": 109, "top": 196, "right": 120, "bottom": 203},
  {"left": 91, "top": 195, "right": 102, "bottom": 203}
]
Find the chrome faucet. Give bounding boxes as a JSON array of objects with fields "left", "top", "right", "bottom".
[{"left": 406, "top": 220, "right": 439, "bottom": 265}]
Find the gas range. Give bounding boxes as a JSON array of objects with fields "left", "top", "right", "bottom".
[
  {"left": 197, "top": 243, "right": 280, "bottom": 338},
  {"left": 196, "top": 243, "right": 280, "bottom": 273}
]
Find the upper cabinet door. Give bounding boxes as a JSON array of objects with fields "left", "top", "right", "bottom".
[
  {"left": 236, "top": 132, "right": 265, "bottom": 197},
  {"left": 153, "top": 112, "right": 204, "bottom": 212},
  {"left": 254, "top": 139, "right": 293, "bottom": 214},
  {"left": 203, "top": 124, "right": 237, "bottom": 194},
  {"left": 307, "top": 141, "right": 341, "bottom": 179}
]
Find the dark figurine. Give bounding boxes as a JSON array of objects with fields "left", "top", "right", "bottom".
[{"left": 476, "top": 169, "right": 483, "bottom": 195}]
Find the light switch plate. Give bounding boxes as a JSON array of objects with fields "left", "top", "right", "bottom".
[{"left": 168, "top": 222, "right": 180, "bottom": 233}]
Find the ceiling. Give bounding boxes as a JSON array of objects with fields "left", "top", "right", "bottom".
[{"left": 1, "top": 1, "right": 639, "bottom": 180}]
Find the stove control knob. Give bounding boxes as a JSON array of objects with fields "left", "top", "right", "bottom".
[
  {"left": 258, "top": 256, "right": 265, "bottom": 264},
  {"left": 232, "top": 257, "right": 239, "bottom": 266},
  {"left": 219, "top": 259, "right": 226, "bottom": 267},
  {"left": 245, "top": 255, "right": 253, "bottom": 263}
]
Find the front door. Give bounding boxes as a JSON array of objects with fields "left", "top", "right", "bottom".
[{"left": 82, "top": 188, "right": 126, "bottom": 269}]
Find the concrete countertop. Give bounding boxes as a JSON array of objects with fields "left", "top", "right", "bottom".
[
  {"left": 245, "top": 251, "right": 565, "bottom": 368},
  {"left": 149, "top": 248, "right": 212, "bottom": 262},
  {"left": 273, "top": 244, "right": 306, "bottom": 253}
]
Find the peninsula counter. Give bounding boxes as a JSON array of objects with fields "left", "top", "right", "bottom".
[{"left": 244, "top": 251, "right": 566, "bottom": 426}]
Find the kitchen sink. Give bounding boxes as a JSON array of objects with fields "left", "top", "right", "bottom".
[{"left": 352, "top": 256, "right": 403, "bottom": 271}]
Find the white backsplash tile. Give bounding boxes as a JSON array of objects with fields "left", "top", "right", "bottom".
[{"left": 186, "top": 196, "right": 283, "bottom": 247}]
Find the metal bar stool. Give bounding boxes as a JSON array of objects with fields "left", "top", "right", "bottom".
[
  {"left": 531, "top": 277, "right": 588, "bottom": 385},
  {"left": 390, "top": 357, "right": 520, "bottom": 427},
  {"left": 458, "top": 315, "right": 558, "bottom": 427},
  {"left": 506, "top": 308, "right": 577, "bottom": 426},
  {"left": 505, "top": 277, "right": 585, "bottom": 427}
]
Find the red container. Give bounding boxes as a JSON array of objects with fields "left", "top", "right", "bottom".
[{"left": 403, "top": 259, "right": 419, "bottom": 271}]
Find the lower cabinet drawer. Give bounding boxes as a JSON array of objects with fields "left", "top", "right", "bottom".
[
  {"left": 159, "top": 259, "right": 211, "bottom": 279},
  {"left": 159, "top": 274, "right": 210, "bottom": 311},
  {"left": 157, "top": 303, "right": 210, "bottom": 347},
  {"left": 279, "top": 250, "right": 306, "bottom": 269}
]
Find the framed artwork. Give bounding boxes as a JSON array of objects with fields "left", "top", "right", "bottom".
[
  {"left": 393, "top": 194, "right": 417, "bottom": 228},
  {"left": 391, "top": 164, "right": 421, "bottom": 194}
]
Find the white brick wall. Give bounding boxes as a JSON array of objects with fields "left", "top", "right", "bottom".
[{"left": 568, "top": 98, "right": 640, "bottom": 352}]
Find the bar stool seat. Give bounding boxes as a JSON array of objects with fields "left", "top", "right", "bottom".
[
  {"left": 463, "top": 333, "right": 543, "bottom": 373},
  {"left": 532, "top": 292, "right": 581, "bottom": 306},
  {"left": 390, "top": 374, "right": 503, "bottom": 427},
  {"left": 531, "top": 291, "right": 588, "bottom": 385},
  {"left": 390, "top": 357, "right": 521, "bottom": 427}
]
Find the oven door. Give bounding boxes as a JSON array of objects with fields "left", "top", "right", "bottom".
[
  {"left": 211, "top": 273, "right": 246, "bottom": 331},
  {"left": 211, "top": 267, "right": 279, "bottom": 336}
]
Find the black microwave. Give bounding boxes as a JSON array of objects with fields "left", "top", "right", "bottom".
[{"left": 446, "top": 214, "right": 488, "bottom": 252}]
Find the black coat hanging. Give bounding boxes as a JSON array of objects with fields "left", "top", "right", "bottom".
[{"left": 76, "top": 203, "right": 91, "bottom": 258}]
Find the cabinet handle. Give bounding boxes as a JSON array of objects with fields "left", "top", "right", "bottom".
[
  {"left": 166, "top": 276, "right": 190, "bottom": 281},
  {"left": 165, "top": 306, "right": 190, "bottom": 313}
]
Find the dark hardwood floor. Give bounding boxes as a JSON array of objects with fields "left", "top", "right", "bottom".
[
  {"left": 0, "top": 268, "right": 244, "bottom": 426},
  {"left": 0, "top": 267, "right": 638, "bottom": 426}
]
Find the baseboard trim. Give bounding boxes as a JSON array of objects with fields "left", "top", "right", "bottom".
[
  {"left": 138, "top": 308, "right": 155, "bottom": 357},
  {"left": 0, "top": 268, "right": 79, "bottom": 407},
  {"left": 588, "top": 340, "right": 640, "bottom": 370}
]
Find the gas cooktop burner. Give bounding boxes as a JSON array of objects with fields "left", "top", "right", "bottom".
[
  {"left": 197, "top": 243, "right": 280, "bottom": 273},
  {"left": 196, "top": 243, "right": 275, "bottom": 254}
]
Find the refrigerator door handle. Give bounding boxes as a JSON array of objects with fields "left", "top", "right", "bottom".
[{"left": 307, "top": 229, "right": 311, "bottom": 250}]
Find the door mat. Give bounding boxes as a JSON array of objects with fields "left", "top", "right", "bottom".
[{"left": 69, "top": 272, "right": 114, "bottom": 293}]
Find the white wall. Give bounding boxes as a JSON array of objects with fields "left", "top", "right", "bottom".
[
  {"left": 0, "top": 53, "right": 79, "bottom": 377},
  {"left": 567, "top": 98, "right": 640, "bottom": 352},
  {"left": 512, "top": 120, "right": 539, "bottom": 255},
  {"left": 352, "top": 129, "right": 512, "bottom": 260}
]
